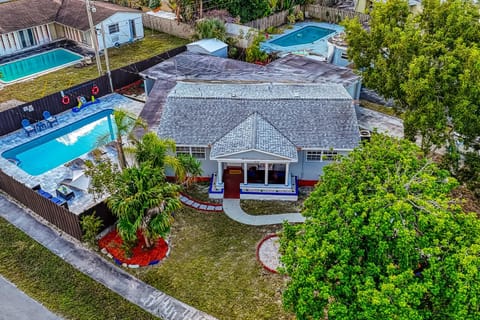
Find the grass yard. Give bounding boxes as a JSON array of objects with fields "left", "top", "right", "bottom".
[
  {"left": 0, "top": 217, "right": 156, "bottom": 320},
  {"left": 0, "top": 29, "right": 189, "bottom": 104},
  {"left": 132, "top": 207, "right": 294, "bottom": 320},
  {"left": 240, "top": 186, "right": 312, "bottom": 215}
]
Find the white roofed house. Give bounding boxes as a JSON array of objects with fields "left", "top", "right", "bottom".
[
  {"left": 0, "top": 0, "right": 144, "bottom": 57},
  {"left": 140, "top": 52, "right": 362, "bottom": 201}
]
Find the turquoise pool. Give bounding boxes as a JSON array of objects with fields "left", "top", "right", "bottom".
[
  {"left": 2, "top": 109, "right": 116, "bottom": 176},
  {"left": 0, "top": 48, "right": 83, "bottom": 83},
  {"left": 270, "top": 26, "right": 335, "bottom": 47}
]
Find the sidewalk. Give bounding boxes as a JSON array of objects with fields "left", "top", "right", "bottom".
[
  {"left": 222, "top": 199, "right": 305, "bottom": 225},
  {"left": 0, "top": 194, "right": 217, "bottom": 320},
  {"left": 0, "top": 275, "right": 62, "bottom": 320}
]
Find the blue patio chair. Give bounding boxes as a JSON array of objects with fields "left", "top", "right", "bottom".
[
  {"left": 43, "top": 111, "right": 59, "bottom": 127},
  {"left": 21, "top": 119, "right": 36, "bottom": 136}
]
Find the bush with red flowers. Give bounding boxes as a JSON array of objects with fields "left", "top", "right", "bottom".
[{"left": 99, "top": 229, "right": 169, "bottom": 267}]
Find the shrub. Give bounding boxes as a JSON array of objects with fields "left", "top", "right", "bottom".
[
  {"left": 80, "top": 213, "right": 103, "bottom": 248},
  {"left": 195, "top": 18, "right": 227, "bottom": 41},
  {"left": 246, "top": 34, "right": 268, "bottom": 63}
]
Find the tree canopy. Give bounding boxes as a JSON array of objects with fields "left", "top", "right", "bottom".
[
  {"left": 343, "top": 0, "right": 480, "bottom": 152},
  {"left": 280, "top": 134, "right": 480, "bottom": 319}
]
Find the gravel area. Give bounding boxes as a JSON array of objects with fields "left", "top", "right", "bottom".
[{"left": 258, "top": 235, "right": 283, "bottom": 272}]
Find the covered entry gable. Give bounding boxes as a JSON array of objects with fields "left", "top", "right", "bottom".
[{"left": 210, "top": 113, "right": 298, "bottom": 162}]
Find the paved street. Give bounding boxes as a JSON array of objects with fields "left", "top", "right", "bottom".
[{"left": 0, "top": 275, "right": 62, "bottom": 320}]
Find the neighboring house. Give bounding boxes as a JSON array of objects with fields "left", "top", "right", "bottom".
[
  {"left": 141, "top": 52, "right": 361, "bottom": 200},
  {"left": 0, "top": 0, "right": 144, "bottom": 57}
]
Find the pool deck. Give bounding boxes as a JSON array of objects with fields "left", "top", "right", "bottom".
[
  {"left": 260, "top": 22, "right": 344, "bottom": 59},
  {"left": 0, "top": 93, "right": 144, "bottom": 215}
]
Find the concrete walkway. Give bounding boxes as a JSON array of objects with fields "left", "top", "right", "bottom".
[
  {"left": 223, "top": 199, "right": 305, "bottom": 225},
  {"left": 0, "top": 275, "right": 62, "bottom": 320},
  {"left": 0, "top": 195, "right": 216, "bottom": 320}
]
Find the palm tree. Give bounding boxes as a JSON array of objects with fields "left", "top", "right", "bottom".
[
  {"left": 131, "top": 132, "right": 202, "bottom": 183},
  {"left": 108, "top": 109, "right": 146, "bottom": 170},
  {"left": 107, "top": 162, "right": 181, "bottom": 248}
]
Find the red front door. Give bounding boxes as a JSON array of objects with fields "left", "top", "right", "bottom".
[{"left": 223, "top": 167, "right": 243, "bottom": 199}]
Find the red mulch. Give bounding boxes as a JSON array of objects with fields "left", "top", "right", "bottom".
[{"left": 98, "top": 229, "right": 168, "bottom": 267}]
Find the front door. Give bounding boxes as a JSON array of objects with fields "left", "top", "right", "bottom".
[
  {"left": 223, "top": 167, "right": 243, "bottom": 199},
  {"left": 129, "top": 19, "right": 137, "bottom": 39}
]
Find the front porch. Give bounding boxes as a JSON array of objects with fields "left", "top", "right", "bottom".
[{"left": 209, "top": 171, "right": 299, "bottom": 201}]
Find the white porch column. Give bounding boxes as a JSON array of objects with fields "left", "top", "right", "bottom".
[
  {"left": 285, "top": 162, "right": 289, "bottom": 186},
  {"left": 264, "top": 162, "right": 269, "bottom": 185},
  {"left": 243, "top": 162, "right": 248, "bottom": 185},
  {"left": 217, "top": 162, "right": 223, "bottom": 184}
]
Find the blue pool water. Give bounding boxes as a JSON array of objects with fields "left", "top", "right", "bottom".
[
  {"left": 270, "top": 26, "right": 335, "bottom": 47},
  {"left": 0, "top": 48, "right": 83, "bottom": 83},
  {"left": 2, "top": 109, "right": 116, "bottom": 176}
]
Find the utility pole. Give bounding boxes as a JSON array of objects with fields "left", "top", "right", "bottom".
[
  {"left": 100, "top": 23, "right": 114, "bottom": 93},
  {"left": 85, "top": 0, "right": 103, "bottom": 76}
]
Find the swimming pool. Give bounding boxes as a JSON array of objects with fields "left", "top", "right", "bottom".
[
  {"left": 0, "top": 48, "right": 83, "bottom": 84},
  {"left": 270, "top": 26, "right": 335, "bottom": 47},
  {"left": 2, "top": 109, "right": 116, "bottom": 176},
  {"left": 261, "top": 22, "right": 343, "bottom": 60}
]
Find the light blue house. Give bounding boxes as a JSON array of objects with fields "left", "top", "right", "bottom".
[{"left": 141, "top": 52, "right": 361, "bottom": 200}]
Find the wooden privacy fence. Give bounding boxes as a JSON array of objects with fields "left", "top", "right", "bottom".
[
  {"left": 305, "top": 5, "right": 370, "bottom": 24},
  {"left": 142, "top": 14, "right": 195, "bottom": 39},
  {"left": 245, "top": 6, "right": 301, "bottom": 31},
  {"left": 0, "top": 76, "right": 110, "bottom": 136},
  {"left": 0, "top": 170, "right": 83, "bottom": 240},
  {"left": 111, "top": 45, "right": 186, "bottom": 90}
]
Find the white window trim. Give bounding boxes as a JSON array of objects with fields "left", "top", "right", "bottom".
[
  {"left": 176, "top": 146, "right": 206, "bottom": 160},
  {"left": 305, "top": 150, "right": 339, "bottom": 162}
]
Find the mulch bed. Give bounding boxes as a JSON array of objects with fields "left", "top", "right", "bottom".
[{"left": 99, "top": 229, "right": 168, "bottom": 267}]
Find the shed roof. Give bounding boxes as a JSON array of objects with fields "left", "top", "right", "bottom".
[
  {"left": 186, "top": 38, "right": 227, "bottom": 53},
  {"left": 157, "top": 82, "right": 359, "bottom": 150},
  {"left": 0, "top": 0, "right": 140, "bottom": 34}
]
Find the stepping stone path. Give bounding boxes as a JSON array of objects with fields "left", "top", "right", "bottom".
[{"left": 179, "top": 194, "right": 223, "bottom": 212}]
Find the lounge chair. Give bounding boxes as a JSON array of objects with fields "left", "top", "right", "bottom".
[
  {"left": 43, "top": 111, "right": 59, "bottom": 127},
  {"left": 21, "top": 119, "right": 36, "bottom": 136},
  {"left": 60, "top": 169, "right": 90, "bottom": 191}
]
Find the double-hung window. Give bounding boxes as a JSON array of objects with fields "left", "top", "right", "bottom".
[
  {"left": 108, "top": 23, "right": 119, "bottom": 34},
  {"left": 306, "top": 150, "right": 338, "bottom": 162},
  {"left": 176, "top": 146, "right": 206, "bottom": 159}
]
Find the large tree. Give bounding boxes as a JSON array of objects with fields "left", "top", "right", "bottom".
[
  {"left": 280, "top": 134, "right": 480, "bottom": 319},
  {"left": 343, "top": 0, "right": 480, "bottom": 153}
]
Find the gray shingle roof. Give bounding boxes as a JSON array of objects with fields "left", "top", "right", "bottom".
[
  {"left": 141, "top": 51, "right": 361, "bottom": 87},
  {"left": 0, "top": 0, "right": 140, "bottom": 34},
  {"left": 210, "top": 112, "right": 298, "bottom": 160},
  {"left": 157, "top": 82, "right": 360, "bottom": 150}
]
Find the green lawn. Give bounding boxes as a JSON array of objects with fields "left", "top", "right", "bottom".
[
  {"left": 0, "top": 29, "right": 189, "bottom": 104},
  {"left": 0, "top": 217, "right": 157, "bottom": 320},
  {"left": 132, "top": 207, "right": 293, "bottom": 320}
]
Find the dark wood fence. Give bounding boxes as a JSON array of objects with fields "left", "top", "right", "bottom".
[
  {"left": 0, "top": 170, "right": 83, "bottom": 240},
  {"left": 79, "top": 200, "right": 116, "bottom": 234},
  {"left": 111, "top": 45, "right": 186, "bottom": 90},
  {"left": 0, "top": 76, "right": 110, "bottom": 136}
]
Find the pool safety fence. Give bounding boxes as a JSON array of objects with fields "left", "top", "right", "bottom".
[
  {"left": 0, "top": 45, "right": 187, "bottom": 136},
  {"left": 0, "top": 169, "right": 83, "bottom": 240}
]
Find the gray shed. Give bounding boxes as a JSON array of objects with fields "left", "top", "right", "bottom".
[{"left": 186, "top": 39, "right": 228, "bottom": 58}]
